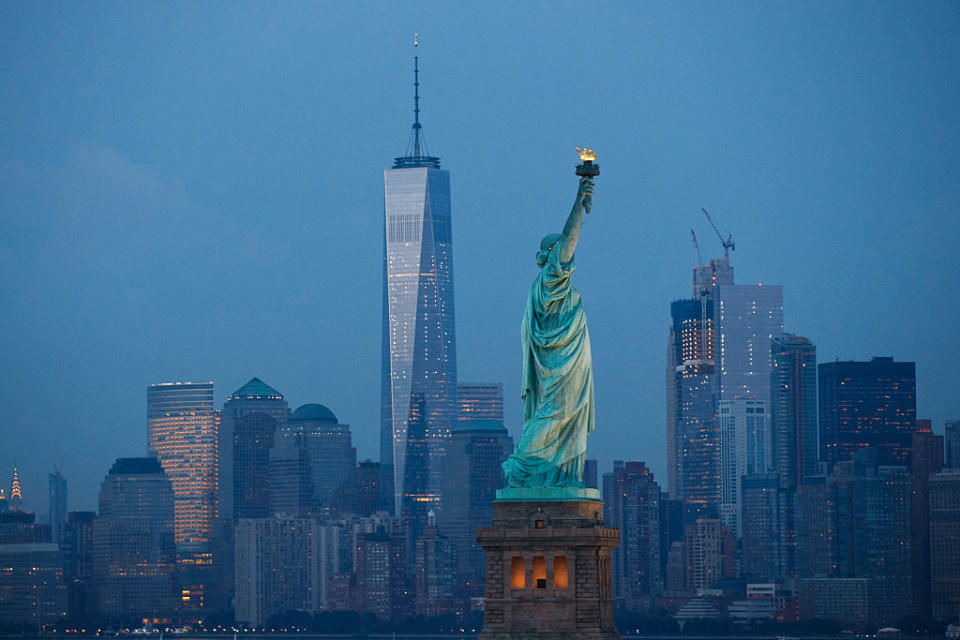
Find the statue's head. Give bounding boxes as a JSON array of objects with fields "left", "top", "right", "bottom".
[{"left": 536, "top": 233, "right": 562, "bottom": 268}]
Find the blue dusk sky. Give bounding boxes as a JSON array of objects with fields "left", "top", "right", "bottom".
[{"left": 1, "top": 2, "right": 958, "bottom": 512}]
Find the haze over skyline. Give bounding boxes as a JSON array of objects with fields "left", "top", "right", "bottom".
[{"left": 2, "top": 2, "right": 959, "bottom": 512}]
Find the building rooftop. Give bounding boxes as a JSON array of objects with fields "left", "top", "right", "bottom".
[
  {"left": 230, "top": 377, "right": 283, "bottom": 400},
  {"left": 108, "top": 457, "right": 165, "bottom": 476},
  {"left": 291, "top": 403, "right": 338, "bottom": 423}
]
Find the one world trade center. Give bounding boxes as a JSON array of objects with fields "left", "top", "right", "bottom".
[{"left": 380, "top": 44, "right": 457, "bottom": 532}]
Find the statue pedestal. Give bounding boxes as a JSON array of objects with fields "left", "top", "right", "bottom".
[{"left": 477, "top": 498, "right": 621, "bottom": 640}]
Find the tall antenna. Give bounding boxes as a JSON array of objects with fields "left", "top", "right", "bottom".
[
  {"left": 413, "top": 33, "right": 421, "bottom": 157},
  {"left": 392, "top": 32, "right": 440, "bottom": 169}
]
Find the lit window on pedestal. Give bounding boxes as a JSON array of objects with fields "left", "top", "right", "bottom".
[{"left": 511, "top": 557, "right": 525, "bottom": 589}]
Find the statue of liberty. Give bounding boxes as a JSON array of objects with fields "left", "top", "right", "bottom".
[{"left": 502, "top": 169, "right": 596, "bottom": 490}]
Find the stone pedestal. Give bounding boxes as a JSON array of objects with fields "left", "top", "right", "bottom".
[{"left": 477, "top": 498, "right": 621, "bottom": 640}]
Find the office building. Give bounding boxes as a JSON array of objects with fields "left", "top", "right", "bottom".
[
  {"left": 220, "top": 378, "right": 288, "bottom": 520},
  {"left": 456, "top": 383, "right": 503, "bottom": 423},
  {"left": 602, "top": 461, "right": 662, "bottom": 610},
  {"left": 799, "top": 577, "right": 880, "bottom": 627},
  {"left": 929, "top": 470, "right": 960, "bottom": 621},
  {"left": 355, "top": 519, "right": 411, "bottom": 622},
  {"left": 0, "top": 543, "right": 65, "bottom": 625},
  {"left": 234, "top": 516, "right": 318, "bottom": 626},
  {"left": 945, "top": 420, "right": 960, "bottom": 469},
  {"left": 739, "top": 473, "right": 786, "bottom": 579},
  {"left": 380, "top": 53, "right": 457, "bottom": 525},
  {"left": 719, "top": 397, "right": 768, "bottom": 533},
  {"left": 147, "top": 382, "right": 217, "bottom": 559},
  {"left": 715, "top": 283, "right": 783, "bottom": 405},
  {"left": 93, "top": 458, "right": 176, "bottom": 624},
  {"left": 0, "top": 510, "right": 45, "bottom": 544},
  {"left": 818, "top": 357, "right": 916, "bottom": 469},
  {"left": 415, "top": 513, "right": 456, "bottom": 617},
  {"left": 911, "top": 420, "right": 944, "bottom": 616},
  {"left": 667, "top": 297, "right": 719, "bottom": 512},
  {"left": 285, "top": 403, "right": 357, "bottom": 514},
  {"left": 684, "top": 518, "right": 735, "bottom": 590},
  {"left": 441, "top": 420, "right": 511, "bottom": 597},
  {"left": 770, "top": 334, "right": 818, "bottom": 489},
  {"left": 268, "top": 443, "right": 313, "bottom": 517},
  {"left": 667, "top": 255, "right": 782, "bottom": 517},
  {"left": 356, "top": 460, "right": 381, "bottom": 517},
  {"left": 796, "top": 476, "right": 833, "bottom": 579},
  {"left": 60, "top": 511, "right": 95, "bottom": 624},
  {"left": 48, "top": 470, "right": 67, "bottom": 544},
  {"left": 584, "top": 458, "right": 598, "bottom": 490},
  {"left": 796, "top": 459, "right": 914, "bottom": 588}
]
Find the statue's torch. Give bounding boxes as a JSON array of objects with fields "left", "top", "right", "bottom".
[{"left": 575, "top": 147, "right": 599, "bottom": 214}]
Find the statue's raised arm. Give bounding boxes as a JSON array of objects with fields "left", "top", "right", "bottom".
[{"left": 558, "top": 177, "right": 594, "bottom": 263}]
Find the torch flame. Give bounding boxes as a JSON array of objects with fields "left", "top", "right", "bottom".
[{"left": 576, "top": 146, "right": 597, "bottom": 162}]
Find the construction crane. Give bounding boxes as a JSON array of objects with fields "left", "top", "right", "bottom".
[
  {"left": 690, "top": 229, "right": 703, "bottom": 267},
  {"left": 702, "top": 208, "right": 735, "bottom": 260}
]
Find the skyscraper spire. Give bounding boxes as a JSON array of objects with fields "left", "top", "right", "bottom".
[
  {"left": 413, "top": 33, "right": 421, "bottom": 157},
  {"left": 394, "top": 32, "right": 440, "bottom": 169},
  {"left": 10, "top": 466, "right": 22, "bottom": 511}
]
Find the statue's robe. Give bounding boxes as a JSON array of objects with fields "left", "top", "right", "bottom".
[{"left": 503, "top": 238, "right": 594, "bottom": 488}]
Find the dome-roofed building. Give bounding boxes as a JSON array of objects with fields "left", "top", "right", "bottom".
[
  {"left": 279, "top": 402, "right": 356, "bottom": 516},
  {"left": 290, "top": 403, "right": 338, "bottom": 424}
]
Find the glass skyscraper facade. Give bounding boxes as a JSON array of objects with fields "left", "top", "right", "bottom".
[
  {"left": 719, "top": 397, "right": 768, "bottom": 533},
  {"left": 93, "top": 457, "right": 177, "bottom": 624},
  {"left": 770, "top": 334, "right": 818, "bottom": 489},
  {"left": 48, "top": 470, "right": 67, "bottom": 544},
  {"left": 456, "top": 382, "right": 503, "bottom": 424},
  {"left": 220, "top": 377, "right": 288, "bottom": 521},
  {"left": 380, "top": 56, "right": 457, "bottom": 525},
  {"left": 818, "top": 357, "right": 916, "bottom": 469},
  {"left": 147, "top": 382, "right": 217, "bottom": 558},
  {"left": 667, "top": 256, "right": 783, "bottom": 524},
  {"left": 667, "top": 297, "right": 718, "bottom": 511},
  {"left": 715, "top": 283, "right": 783, "bottom": 403}
]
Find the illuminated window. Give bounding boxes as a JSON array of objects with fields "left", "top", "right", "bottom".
[
  {"left": 511, "top": 557, "right": 525, "bottom": 589},
  {"left": 553, "top": 556, "right": 568, "bottom": 589},
  {"left": 533, "top": 556, "right": 547, "bottom": 589}
]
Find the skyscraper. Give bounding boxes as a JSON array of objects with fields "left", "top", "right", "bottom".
[
  {"left": 220, "top": 378, "right": 288, "bottom": 521},
  {"left": 93, "top": 458, "right": 177, "bottom": 624},
  {"left": 944, "top": 419, "right": 960, "bottom": 469},
  {"left": 667, "top": 297, "right": 718, "bottom": 512},
  {"left": 285, "top": 403, "right": 357, "bottom": 514},
  {"left": 719, "top": 397, "right": 768, "bottom": 533},
  {"left": 234, "top": 516, "right": 319, "bottom": 626},
  {"left": 602, "top": 461, "right": 662, "bottom": 610},
  {"left": 380, "top": 51, "right": 457, "bottom": 523},
  {"left": 770, "top": 334, "right": 818, "bottom": 489},
  {"left": 9, "top": 467, "right": 23, "bottom": 512},
  {"left": 929, "top": 470, "right": 960, "bottom": 620},
  {"left": 739, "top": 472, "right": 786, "bottom": 579},
  {"left": 147, "top": 382, "right": 217, "bottom": 560},
  {"left": 667, "top": 255, "right": 782, "bottom": 519},
  {"left": 911, "top": 419, "right": 944, "bottom": 617},
  {"left": 818, "top": 357, "right": 916, "bottom": 469},
  {"left": 440, "top": 420, "right": 512, "bottom": 597},
  {"left": 48, "top": 469, "right": 67, "bottom": 544},
  {"left": 456, "top": 383, "right": 504, "bottom": 423},
  {"left": 715, "top": 283, "right": 783, "bottom": 404}
]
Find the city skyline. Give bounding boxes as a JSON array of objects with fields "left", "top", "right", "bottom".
[{"left": 2, "top": 3, "right": 960, "bottom": 512}]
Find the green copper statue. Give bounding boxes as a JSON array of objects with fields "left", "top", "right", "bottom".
[{"left": 502, "top": 169, "right": 596, "bottom": 491}]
